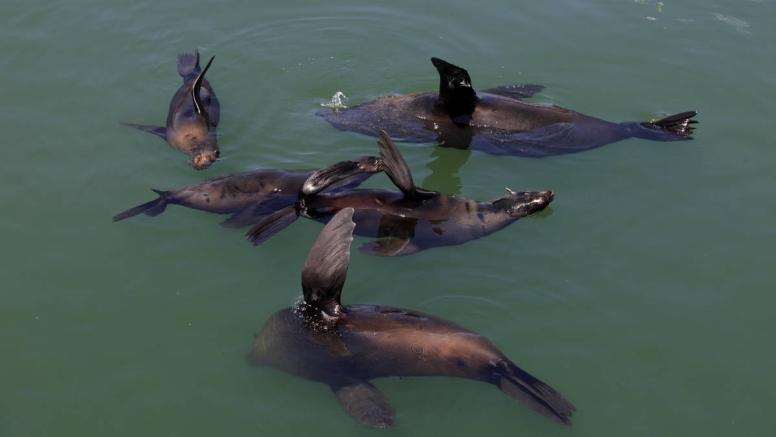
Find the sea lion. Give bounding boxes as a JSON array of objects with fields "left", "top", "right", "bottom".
[
  {"left": 112, "top": 155, "right": 383, "bottom": 228},
  {"left": 121, "top": 49, "right": 221, "bottom": 169},
  {"left": 246, "top": 131, "right": 553, "bottom": 256},
  {"left": 317, "top": 57, "right": 698, "bottom": 157},
  {"left": 247, "top": 208, "right": 576, "bottom": 428}
]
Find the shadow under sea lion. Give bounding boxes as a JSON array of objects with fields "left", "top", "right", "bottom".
[
  {"left": 121, "top": 49, "right": 221, "bottom": 169},
  {"left": 317, "top": 57, "right": 698, "bottom": 157},
  {"left": 247, "top": 207, "right": 576, "bottom": 428},
  {"left": 112, "top": 156, "right": 383, "bottom": 228},
  {"left": 246, "top": 130, "right": 553, "bottom": 256}
]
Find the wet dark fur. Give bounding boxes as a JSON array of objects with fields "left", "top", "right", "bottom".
[
  {"left": 317, "top": 57, "right": 697, "bottom": 157},
  {"left": 112, "top": 156, "right": 383, "bottom": 228},
  {"left": 121, "top": 49, "right": 221, "bottom": 169},
  {"left": 247, "top": 208, "right": 576, "bottom": 428},
  {"left": 246, "top": 131, "right": 554, "bottom": 255}
]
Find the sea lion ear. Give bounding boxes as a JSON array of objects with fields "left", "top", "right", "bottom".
[{"left": 301, "top": 208, "right": 356, "bottom": 315}]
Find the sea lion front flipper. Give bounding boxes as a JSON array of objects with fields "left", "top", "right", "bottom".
[
  {"left": 300, "top": 208, "right": 355, "bottom": 315},
  {"left": 377, "top": 130, "right": 434, "bottom": 200},
  {"left": 191, "top": 55, "right": 216, "bottom": 116},
  {"left": 497, "top": 362, "right": 576, "bottom": 426},
  {"left": 245, "top": 206, "right": 299, "bottom": 246},
  {"left": 302, "top": 160, "right": 368, "bottom": 196},
  {"left": 220, "top": 192, "right": 295, "bottom": 229},
  {"left": 430, "top": 57, "right": 477, "bottom": 119},
  {"left": 119, "top": 122, "right": 168, "bottom": 140},
  {"left": 112, "top": 189, "right": 170, "bottom": 222},
  {"left": 332, "top": 380, "right": 395, "bottom": 428},
  {"left": 358, "top": 237, "right": 413, "bottom": 257},
  {"left": 480, "top": 84, "right": 546, "bottom": 100},
  {"left": 358, "top": 213, "right": 417, "bottom": 257}
]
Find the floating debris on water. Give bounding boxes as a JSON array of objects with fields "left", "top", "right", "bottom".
[{"left": 712, "top": 12, "right": 752, "bottom": 34}]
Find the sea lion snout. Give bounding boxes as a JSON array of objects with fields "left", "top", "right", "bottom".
[
  {"left": 501, "top": 189, "right": 554, "bottom": 218},
  {"left": 191, "top": 147, "right": 220, "bottom": 170},
  {"left": 354, "top": 155, "right": 384, "bottom": 173}
]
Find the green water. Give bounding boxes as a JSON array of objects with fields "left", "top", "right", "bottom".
[{"left": 2, "top": 0, "right": 775, "bottom": 435}]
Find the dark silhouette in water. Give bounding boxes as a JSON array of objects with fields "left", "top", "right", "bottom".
[
  {"left": 246, "top": 207, "right": 576, "bottom": 428},
  {"left": 121, "top": 49, "right": 221, "bottom": 169},
  {"left": 112, "top": 156, "right": 383, "bottom": 228},
  {"left": 246, "top": 131, "right": 554, "bottom": 256},
  {"left": 317, "top": 57, "right": 697, "bottom": 157}
]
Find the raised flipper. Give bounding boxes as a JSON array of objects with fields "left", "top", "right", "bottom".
[
  {"left": 431, "top": 57, "right": 477, "bottom": 119},
  {"left": 497, "top": 361, "right": 576, "bottom": 426},
  {"left": 300, "top": 208, "right": 355, "bottom": 316},
  {"left": 635, "top": 110, "right": 698, "bottom": 140},
  {"left": 245, "top": 206, "right": 299, "bottom": 246},
  {"left": 480, "top": 84, "right": 546, "bottom": 100},
  {"left": 112, "top": 189, "right": 170, "bottom": 222},
  {"left": 332, "top": 380, "right": 395, "bottom": 428},
  {"left": 119, "top": 122, "right": 168, "bottom": 140},
  {"left": 177, "top": 49, "right": 201, "bottom": 81},
  {"left": 191, "top": 55, "right": 215, "bottom": 116},
  {"left": 377, "top": 130, "right": 435, "bottom": 201}
]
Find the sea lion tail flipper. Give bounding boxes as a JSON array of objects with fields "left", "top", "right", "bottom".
[
  {"left": 177, "top": 49, "right": 201, "bottom": 80},
  {"left": 300, "top": 208, "right": 355, "bottom": 313},
  {"left": 332, "top": 380, "right": 395, "bottom": 428},
  {"left": 377, "top": 130, "right": 434, "bottom": 200},
  {"left": 635, "top": 111, "right": 698, "bottom": 140},
  {"left": 245, "top": 206, "right": 299, "bottom": 246},
  {"left": 480, "top": 84, "right": 546, "bottom": 100},
  {"left": 497, "top": 364, "right": 576, "bottom": 426},
  {"left": 119, "top": 122, "right": 168, "bottom": 140},
  {"left": 191, "top": 55, "right": 216, "bottom": 115},
  {"left": 302, "top": 160, "right": 368, "bottom": 196},
  {"left": 112, "top": 189, "right": 170, "bottom": 222}
]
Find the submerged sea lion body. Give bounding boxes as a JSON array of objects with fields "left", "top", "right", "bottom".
[
  {"left": 317, "top": 57, "right": 697, "bottom": 157},
  {"left": 112, "top": 156, "right": 383, "bottom": 228},
  {"left": 247, "top": 208, "right": 575, "bottom": 428},
  {"left": 246, "top": 131, "right": 553, "bottom": 256},
  {"left": 121, "top": 49, "right": 221, "bottom": 169}
]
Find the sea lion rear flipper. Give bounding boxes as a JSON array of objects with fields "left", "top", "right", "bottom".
[
  {"left": 177, "top": 49, "right": 201, "bottom": 80},
  {"left": 112, "top": 189, "right": 170, "bottom": 222},
  {"left": 191, "top": 55, "right": 216, "bottom": 115},
  {"left": 332, "top": 380, "right": 395, "bottom": 428},
  {"left": 634, "top": 111, "right": 698, "bottom": 141},
  {"left": 119, "top": 122, "right": 168, "bottom": 140},
  {"left": 480, "top": 84, "right": 546, "bottom": 100},
  {"left": 377, "top": 130, "right": 434, "bottom": 200},
  {"left": 497, "top": 363, "right": 576, "bottom": 426},
  {"left": 245, "top": 206, "right": 299, "bottom": 246},
  {"left": 300, "top": 208, "right": 355, "bottom": 314}
]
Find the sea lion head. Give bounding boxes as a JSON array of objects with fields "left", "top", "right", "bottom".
[
  {"left": 353, "top": 155, "right": 384, "bottom": 173},
  {"left": 494, "top": 189, "right": 554, "bottom": 218},
  {"left": 190, "top": 143, "right": 220, "bottom": 170}
]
